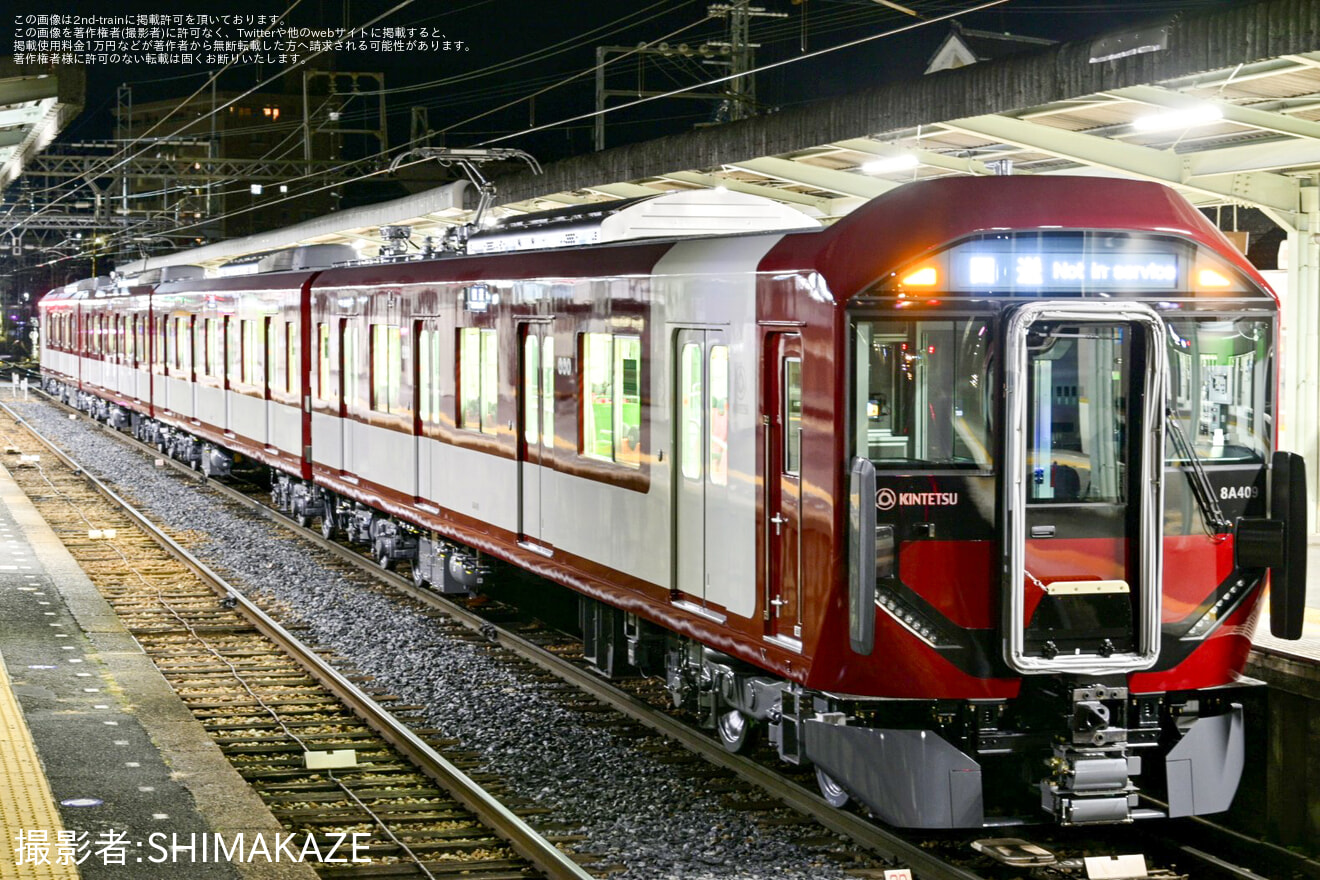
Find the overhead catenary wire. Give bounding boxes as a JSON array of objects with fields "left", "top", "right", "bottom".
[{"left": 27, "top": 0, "right": 1011, "bottom": 270}]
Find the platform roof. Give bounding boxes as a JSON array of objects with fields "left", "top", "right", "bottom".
[
  {"left": 0, "top": 63, "right": 84, "bottom": 191},
  {"left": 128, "top": 0, "right": 1319, "bottom": 269}
]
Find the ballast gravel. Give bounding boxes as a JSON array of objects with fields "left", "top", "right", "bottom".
[{"left": 11, "top": 399, "right": 863, "bottom": 880}]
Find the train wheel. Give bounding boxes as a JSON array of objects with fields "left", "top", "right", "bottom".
[
  {"left": 715, "top": 709, "right": 759, "bottom": 754},
  {"left": 321, "top": 512, "right": 336, "bottom": 539},
  {"left": 295, "top": 511, "right": 311, "bottom": 528},
  {"left": 815, "top": 768, "right": 849, "bottom": 808},
  {"left": 375, "top": 541, "right": 393, "bottom": 571},
  {"left": 411, "top": 563, "right": 427, "bottom": 589}
]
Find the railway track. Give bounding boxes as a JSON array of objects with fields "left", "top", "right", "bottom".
[
  {"left": 12, "top": 387, "right": 1319, "bottom": 880},
  {"left": 0, "top": 401, "right": 594, "bottom": 880}
]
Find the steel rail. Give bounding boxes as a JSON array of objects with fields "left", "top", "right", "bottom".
[
  {"left": 38, "top": 400, "right": 987, "bottom": 880},
  {"left": 2, "top": 401, "right": 595, "bottom": 880}
]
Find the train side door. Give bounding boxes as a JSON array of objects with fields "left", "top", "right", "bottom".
[
  {"left": 517, "top": 322, "right": 554, "bottom": 548},
  {"left": 673, "top": 328, "right": 727, "bottom": 607},
  {"left": 1003, "top": 304, "right": 1166, "bottom": 674},
  {"left": 765, "top": 333, "right": 803, "bottom": 643}
]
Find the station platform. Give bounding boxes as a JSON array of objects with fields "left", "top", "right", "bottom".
[
  {"left": 1249, "top": 535, "right": 1320, "bottom": 662},
  {"left": 0, "top": 464, "right": 315, "bottom": 879}
]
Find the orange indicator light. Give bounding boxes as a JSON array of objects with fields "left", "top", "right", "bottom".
[
  {"left": 1197, "top": 268, "right": 1232, "bottom": 288},
  {"left": 902, "top": 266, "right": 938, "bottom": 287}
]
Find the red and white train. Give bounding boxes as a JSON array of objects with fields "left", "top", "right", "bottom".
[{"left": 39, "top": 177, "right": 1307, "bottom": 828}]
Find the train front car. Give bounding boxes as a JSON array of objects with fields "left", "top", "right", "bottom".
[{"left": 779, "top": 176, "right": 1301, "bottom": 828}]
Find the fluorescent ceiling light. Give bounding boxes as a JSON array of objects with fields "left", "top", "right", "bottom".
[
  {"left": 861, "top": 153, "right": 919, "bottom": 175},
  {"left": 1130, "top": 105, "right": 1223, "bottom": 132}
]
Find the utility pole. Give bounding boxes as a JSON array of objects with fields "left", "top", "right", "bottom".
[
  {"left": 708, "top": 1, "right": 787, "bottom": 122},
  {"left": 593, "top": 2, "right": 784, "bottom": 151}
]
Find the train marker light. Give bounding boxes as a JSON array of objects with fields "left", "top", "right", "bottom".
[
  {"left": 1197, "top": 268, "right": 1232, "bottom": 288},
  {"left": 901, "top": 266, "right": 937, "bottom": 287}
]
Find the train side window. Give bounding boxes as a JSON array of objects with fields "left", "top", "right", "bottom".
[
  {"left": 370, "top": 323, "right": 402, "bottom": 414},
  {"left": 124, "top": 317, "right": 134, "bottom": 363},
  {"left": 166, "top": 318, "right": 177, "bottom": 369},
  {"left": 523, "top": 334, "right": 539, "bottom": 445},
  {"left": 240, "top": 319, "right": 261, "bottom": 386},
  {"left": 316, "top": 323, "right": 332, "bottom": 402},
  {"left": 582, "top": 333, "right": 642, "bottom": 467},
  {"left": 203, "top": 318, "right": 217, "bottom": 377},
  {"left": 679, "top": 342, "right": 702, "bottom": 481},
  {"left": 343, "top": 323, "right": 360, "bottom": 410},
  {"left": 459, "top": 327, "right": 497, "bottom": 434},
  {"left": 156, "top": 317, "right": 166, "bottom": 368},
  {"left": 709, "top": 346, "right": 729, "bottom": 486},
  {"left": 784, "top": 358, "right": 802, "bottom": 476}
]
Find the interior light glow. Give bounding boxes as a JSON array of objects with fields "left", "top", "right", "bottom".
[
  {"left": 901, "top": 266, "right": 938, "bottom": 286},
  {"left": 861, "top": 154, "right": 919, "bottom": 175},
  {"left": 1198, "top": 268, "right": 1232, "bottom": 288},
  {"left": 1131, "top": 105, "right": 1223, "bottom": 132},
  {"left": 968, "top": 255, "right": 997, "bottom": 285}
]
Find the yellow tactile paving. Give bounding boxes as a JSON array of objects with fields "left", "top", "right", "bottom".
[{"left": 0, "top": 651, "right": 79, "bottom": 880}]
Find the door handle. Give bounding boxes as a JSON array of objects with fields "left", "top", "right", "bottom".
[{"left": 770, "top": 513, "right": 788, "bottom": 535}]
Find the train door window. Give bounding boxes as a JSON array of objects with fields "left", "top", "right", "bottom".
[
  {"left": 316, "top": 323, "right": 332, "bottom": 402},
  {"left": 166, "top": 318, "right": 177, "bottom": 369},
  {"left": 343, "top": 323, "right": 360, "bottom": 411},
  {"left": 523, "top": 334, "right": 539, "bottom": 445},
  {"left": 156, "top": 317, "right": 166, "bottom": 368},
  {"left": 541, "top": 336, "right": 555, "bottom": 449},
  {"left": 266, "top": 318, "right": 279, "bottom": 393},
  {"left": 783, "top": 359, "right": 802, "bottom": 476},
  {"left": 124, "top": 317, "right": 134, "bottom": 364},
  {"left": 679, "top": 342, "right": 702, "bottom": 481},
  {"left": 370, "top": 324, "right": 402, "bottom": 414},
  {"left": 709, "top": 346, "right": 729, "bottom": 486},
  {"left": 286, "top": 322, "right": 298, "bottom": 395},
  {"left": 419, "top": 328, "right": 432, "bottom": 424},
  {"left": 135, "top": 317, "right": 146, "bottom": 366},
  {"left": 1026, "top": 322, "right": 1129, "bottom": 503}
]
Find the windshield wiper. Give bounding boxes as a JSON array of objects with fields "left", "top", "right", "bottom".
[{"left": 1166, "top": 408, "right": 1231, "bottom": 534}]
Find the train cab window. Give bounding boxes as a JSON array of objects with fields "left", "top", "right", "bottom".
[
  {"left": 784, "top": 358, "right": 802, "bottom": 476},
  {"left": 370, "top": 323, "right": 403, "bottom": 414},
  {"left": 1165, "top": 317, "right": 1271, "bottom": 465},
  {"left": 459, "top": 327, "right": 498, "bottom": 435},
  {"left": 317, "top": 323, "right": 333, "bottom": 402},
  {"left": 853, "top": 318, "right": 993, "bottom": 470},
  {"left": 582, "top": 333, "right": 642, "bottom": 467}
]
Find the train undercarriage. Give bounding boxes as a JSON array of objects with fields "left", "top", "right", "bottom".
[{"left": 46, "top": 376, "right": 1249, "bottom": 830}]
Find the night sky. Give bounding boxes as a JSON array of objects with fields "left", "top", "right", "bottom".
[{"left": 43, "top": 0, "right": 1250, "bottom": 163}]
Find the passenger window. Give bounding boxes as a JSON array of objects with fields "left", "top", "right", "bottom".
[
  {"left": 267, "top": 320, "right": 280, "bottom": 392},
  {"left": 524, "top": 335, "right": 539, "bottom": 445},
  {"left": 370, "top": 324, "right": 403, "bottom": 414},
  {"left": 679, "top": 342, "right": 702, "bottom": 481},
  {"left": 459, "top": 327, "right": 498, "bottom": 434},
  {"left": 240, "top": 319, "right": 261, "bottom": 386},
  {"left": 784, "top": 358, "right": 802, "bottom": 476},
  {"left": 316, "top": 323, "right": 332, "bottom": 402},
  {"left": 342, "top": 323, "right": 360, "bottom": 410},
  {"left": 709, "top": 346, "right": 729, "bottom": 486},
  {"left": 582, "top": 333, "right": 642, "bottom": 467}
]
